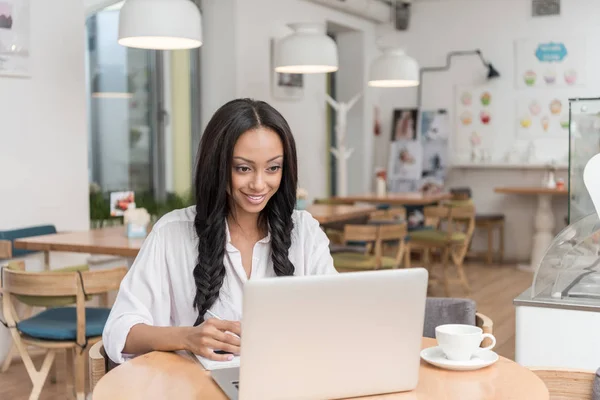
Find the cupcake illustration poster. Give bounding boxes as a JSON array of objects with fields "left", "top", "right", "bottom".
[
  {"left": 516, "top": 96, "right": 569, "bottom": 138},
  {"left": 514, "top": 37, "right": 586, "bottom": 88},
  {"left": 454, "top": 84, "right": 497, "bottom": 159}
]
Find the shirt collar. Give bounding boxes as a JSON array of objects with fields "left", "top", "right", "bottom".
[{"left": 225, "top": 218, "right": 271, "bottom": 252}]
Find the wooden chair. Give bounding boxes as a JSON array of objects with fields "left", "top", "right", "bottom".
[
  {"left": 369, "top": 207, "right": 406, "bottom": 222},
  {"left": 528, "top": 368, "right": 595, "bottom": 399},
  {"left": 0, "top": 258, "right": 97, "bottom": 375},
  {"left": 448, "top": 188, "right": 505, "bottom": 265},
  {"left": 89, "top": 340, "right": 113, "bottom": 392},
  {"left": 2, "top": 266, "right": 127, "bottom": 400},
  {"left": 332, "top": 223, "right": 409, "bottom": 272},
  {"left": 0, "top": 239, "right": 12, "bottom": 259},
  {"left": 468, "top": 214, "right": 505, "bottom": 265},
  {"left": 409, "top": 203, "right": 475, "bottom": 296}
]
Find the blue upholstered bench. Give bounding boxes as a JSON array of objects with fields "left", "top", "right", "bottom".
[{"left": 0, "top": 225, "right": 57, "bottom": 260}]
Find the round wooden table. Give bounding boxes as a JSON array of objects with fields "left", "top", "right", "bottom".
[{"left": 93, "top": 338, "right": 548, "bottom": 400}]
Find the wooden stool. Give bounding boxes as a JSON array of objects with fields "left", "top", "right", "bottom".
[{"left": 469, "top": 214, "right": 504, "bottom": 264}]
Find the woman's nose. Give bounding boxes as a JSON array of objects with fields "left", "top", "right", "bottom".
[{"left": 248, "top": 172, "right": 266, "bottom": 191}]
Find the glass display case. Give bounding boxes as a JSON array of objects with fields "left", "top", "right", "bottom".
[
  {"left": 568, "top": 98, "right": 600, "bottom": 224},
  {"left": 514, "top": 211, "right": 600, "bottom": 370},
  {"left": 529, "top": 212, "right": 600, "bottom": 305}
]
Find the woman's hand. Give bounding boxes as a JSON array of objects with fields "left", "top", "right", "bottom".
[{"left": 184, "top": 318, "right": 242, "bottom": 361}]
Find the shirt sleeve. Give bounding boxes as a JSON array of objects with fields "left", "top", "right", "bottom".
[
  {"left": 304, "top": 212, "right": 338, "bottom": 275},
  {"left": 102, "top": 228, "right": 171, "bottom": 364}
]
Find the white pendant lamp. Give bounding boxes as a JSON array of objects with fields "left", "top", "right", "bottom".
[
  {"left": 275, "top": 23, "right": 338, "bottom": 74},
  {"left": 368, "top": 47, "right": 420, "bottom": 88},
  {"left": 118, "top": 0, "right": 202, "bottom": 50}
]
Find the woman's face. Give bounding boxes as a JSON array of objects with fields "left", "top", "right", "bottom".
[{"left": 229, "top": 127, "right": 284, "bottom": 217}]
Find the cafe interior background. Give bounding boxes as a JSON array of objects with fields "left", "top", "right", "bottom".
[{"left": 3, "top": 0, "right": 600, "bottom": 398}]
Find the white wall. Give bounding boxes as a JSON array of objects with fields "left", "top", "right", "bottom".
[
  {"left": 203, "top": 0, "right": 378, "bottom": 200},
  {"left": 337, "top": 30, "right": 369, "bottom": 195},
  {"left": 200, "top": 0, "right": 238, "bottom": 132},
  {"left": 0, "top": 0, "right": 88, "bottom": 232},
  {"left": 374, "top": 0, "right": 600, "bottom": 261}
]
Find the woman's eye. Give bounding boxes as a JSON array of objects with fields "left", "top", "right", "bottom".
[
  {"left": 268, "top": 166, "right": 281, "bottom": 172},
  {"left": 236, "top": 166, "right": 251, "bottom": 173}
]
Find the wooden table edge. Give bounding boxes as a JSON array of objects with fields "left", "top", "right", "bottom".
[
  {"left": 494, "top": 187, "right": 568, "bottom": 195},
  {"left": 331, "top": 193, "right": 453, "bottom": 206},
  {"left": 13, "top": 239, "right": 139, "bottom": 258},
  {"left": 93, "top": 337, "right": 549, "bottom": 400},
  {"left": 313, "top": 207, "right": 377, "bottom": 225}
]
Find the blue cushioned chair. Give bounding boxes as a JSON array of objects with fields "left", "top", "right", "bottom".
[{"left": 2, "top": 266, "right": 127, "bottom": 400}]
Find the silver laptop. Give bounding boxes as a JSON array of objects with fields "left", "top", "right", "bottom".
[{"left": 211, "top": 268, "right": 428, "bottom": 400}]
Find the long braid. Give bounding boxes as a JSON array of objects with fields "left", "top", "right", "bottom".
[
  {"left": 267, "top": 193, "right": 295, "bottom": 276},
  {"left": 192, "top": 216, "right": 227, "bottom": 326}
]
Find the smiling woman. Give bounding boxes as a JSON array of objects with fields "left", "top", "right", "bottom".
[{"left": 102, "top": 98, "right": 337, "bottom": 365}]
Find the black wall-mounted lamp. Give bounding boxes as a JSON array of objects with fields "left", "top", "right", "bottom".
[{"left": 417, "top": 49, "right": 500, "bottom": 108}]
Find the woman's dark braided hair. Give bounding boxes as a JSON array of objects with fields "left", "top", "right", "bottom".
[{"left": 192, "top": 98, "right": 298, "bottom": 326}]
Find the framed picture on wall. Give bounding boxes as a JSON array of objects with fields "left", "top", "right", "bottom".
[
  {"left": 270, "top": 39, "right": 303, "bottom": 100},
  {"left": 0, "top": 0, "right": 30, "bottom": 78},
  {"left": 391, "top": 108, "right": 418, "bottom": 141}
]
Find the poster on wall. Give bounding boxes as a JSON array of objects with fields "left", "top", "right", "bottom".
[
  {"left": 387, "top": 139, "right": 423, "bottom": 182},
  {"left": 454, "top": 85, "right": 497, "bottom": 163},
  {"left": 391, "top": 108, "right": 418, "bottom": 141},
  {"left": 419, "top": 109, "right": 450, "bottom": 180},
  {"left": 110, "top": 191, "right": 135, "bottom": 217},
  {"left": 516, "top": 95, "right": 569, "bottom": 138},
  {"left": 270, "top": 39, "right": 303, "bottom": 100},
  {"left": 0, "top": 0, "right": 30, "bottom": 77},
  {"left": 515, "top": 37, "right": 586, "bottom": 89}
]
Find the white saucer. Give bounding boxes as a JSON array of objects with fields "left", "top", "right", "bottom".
[{"left": 420, "top": 346, "right": 499, "bottom": 371}]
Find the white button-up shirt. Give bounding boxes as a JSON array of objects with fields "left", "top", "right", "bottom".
[{"left": 103, "top": 206, "right": 336, "bottom": 363}]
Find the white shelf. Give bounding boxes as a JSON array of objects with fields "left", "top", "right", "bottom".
[{"left": 451, "top": 163, "right": 568, "bottom": 170}]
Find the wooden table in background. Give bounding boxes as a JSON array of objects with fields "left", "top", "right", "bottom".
[
  {"left": 92, "top": 338, "right": 548, "bottom": 400},
  {"left": 331, "top": 192, "right": 452, "bottom": 206},
  {"left": 14, "top": 227, "right": 143, "bottom": 262},
  {"left": 494, "top": 186, "right": 568, "bottom": 272},
  {"left": 306, "top": 204, "right": 376, "bottom": 225},
  {"left": 14, "top": 205, "right": 378, "bottom": 263}
]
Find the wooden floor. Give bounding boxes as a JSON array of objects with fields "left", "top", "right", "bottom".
[{"left": 0, "top": 262, "right": 532, "bottom": 399}]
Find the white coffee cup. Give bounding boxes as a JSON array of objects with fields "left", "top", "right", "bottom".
[{"left": 435, "top": 324, "right": 496, "bottom": 362}]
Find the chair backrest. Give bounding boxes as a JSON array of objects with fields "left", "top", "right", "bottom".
[
  {"left": 378, "top": 223, "right": 408, "bottom": 242},
  {"left": 2, "top": 268, "right": 80, "bottom": 297},
  {"left": 5, "top": 261, "right": 91, "bottom": 307},
  {"left": 423, "top": 203, "right": 476, "bottom": 239},
  {"left": 80, "top": 268, "right": 128, "bottom": 295},
  {"left": 2, "top": 267, "right": 128, "bottom": 298},
  {"left": 0, "top": 240, "right": 12, "bottom": 260},
  {"left": 450, "top": 187, "right": 472, "bottom": 201},
  {"left": 342, "top": 224, "right": 379, "bottom": 243},
  {"left": 423, "top": 297, "right": 493, "bottom": 347},
  {"left": 529, "top": 368, "right": 595, "bottom": 400},
  {"left": 369, "top": 207, "right": 406, "bottom": 222},
  {"left": 423, "top": 297, "right": 476, "bottom": 338},
  {"left": 0, "top": 225, "right": 57, "bottom": 259}
]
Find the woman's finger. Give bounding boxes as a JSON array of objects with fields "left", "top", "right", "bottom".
[
  {"left": 197, "top": 346, "right": 235, "bottom": 361},
  {"left": 203, "top": 337, "right": 240, "bottom": 356},
  {"left": 212, "top": 319, "right": 242, "bottom": 337}
]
